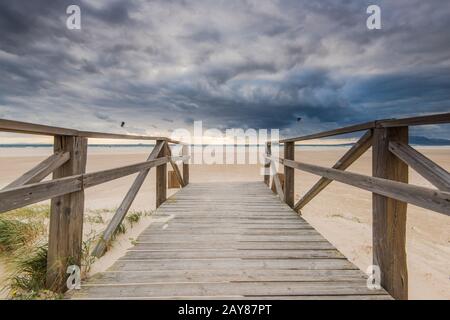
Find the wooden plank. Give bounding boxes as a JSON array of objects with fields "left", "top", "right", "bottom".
[
  {"left": 0, "top": 157, "right": 170, "bottom": 213},
  {"left": 284, "top": 141, "right": 295, "bottom": 207},
  {"left": 0, "top": 176, "right": 82, "bottom": 213},
  {"left": 109, "top": 258, "right": 358, "bottom": 272},
  {"left": 2, "top": 151, "right": 70, "bottom": 190},
  {"left": 165, "top": 144, "right": 185, "bottom": 187},
  {"left": 168, "top": 171, "right": 181, "bottom": 188},
  {"left": 120, "top": 249, "right": 345, "bottom": 260},
  {"left": 294, "top": 130, "right": 373, "bottom": 211},
  {"left": 85, "top": 269, "right": 368, "bottom": 284},
  {"left": 379, "top": 112, "right": 450, "bottom": 127},
  {"left": 0, "top": 118, "right": 79, "bottom": 136},
  {"left": 47, "top": 135, "right": 87, "bottom": 293},
  {"left": 91, "top": 141, "right": 165, "bottom": 258},
  {"left": 389, "top": 140, "right": 450, "bottom": 191},
  {"left": 72, "top": 281, "right": 386, "bottom": 298},
  {"left": 373, "top": 127, "right": 408, "bottom": 300},
  {"left": 182, "top": 145, "right": 190, "bottom": 186},
  {"left": 133, "top": 241, "right": 336, "bottom": 250},
  {"left": 156, "top": 141, "right": 168, "bottom": 208},
  {"left": 271, "top": 164, "right": 285, "bottom": 201},
  {"left": 71, "top": 181, "right": 391, "bottom": 300},
  {"left": 83, "top": 157, "right": 168, "bottom": 188},
  {"left": 275, "top": 157, "right": 450, "bottom": 216},
  {"left": 0, "top": 118, "right": 177, "bottom": 142},
  {"left": 280, "top": 121, "right": 375, "bottom": 143},
  {"left": 264, "top": 142, "right": 271, "bottom": 186}
]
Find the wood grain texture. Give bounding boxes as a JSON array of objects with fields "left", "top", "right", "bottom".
[
  {"left": 182, "top": 145, "right": 190, "bottom": 186},
  {"left": 294, "top": 130, "right": 373, "bottom": 211},
  {"left": 0, "top": 118, "right": 182, "bottom": 143},
  {"left": 2, "top": 151, "right": 70, "bottom": 190},
  {"left": 273, "top": 157, "right": 450, "bottom": 216},
  {"left": 284, "top": 142, "right": 295, "bottom": 207},
  {"left": 156, "top": 141, "right": 168, "bottom": 208},
  {"left": 47, "top": 135, "right": 87, "bottom": 293},
  {"left": 165, "top": 144, "right": 185, "bottom": 187},
  {"left": 71, "top": 182, "right": 391, "bottom": 300},
  {"left": 264, "top": 143, "right": 271, "bottom": 186},
  {"left": 373, "top": 127, "right": 408, "bottom": 300},
  {"left": 91, "top": 141, "right": 165, "bottom": 258},
  {"left": 0, "top": 157, "right": 171, "bottom": 213},
  {"left": 389, "top": 140, "right": 450, "bottom": 191}
]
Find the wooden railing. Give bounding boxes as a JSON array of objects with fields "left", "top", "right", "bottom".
[
  {"left": 0, "top": 119, "right": 189, "bottom": 292},
  {"left": 264, "top": 112, "right": 450, "bottom": 300}
]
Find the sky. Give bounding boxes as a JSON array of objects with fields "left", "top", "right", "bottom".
[{"left": 0, "top": 0, "right": 449, "bottom": 143}]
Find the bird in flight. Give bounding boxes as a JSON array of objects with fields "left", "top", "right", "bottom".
[{"left": 121, "top": 121, "right": 125, "bottom": 128}]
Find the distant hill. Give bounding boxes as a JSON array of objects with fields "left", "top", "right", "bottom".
[{"left": 410, "top": 136, "right": 450, "bottom": 146}]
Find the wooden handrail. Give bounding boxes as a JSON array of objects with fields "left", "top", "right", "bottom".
[
  {"left": 0, "top": 155, "right": 187, "bottom": 213},
  {"left": 0, "top": 118, "right": 183, "bottom": 144},
  {"left": 280, "top": 121, "right": 376, "bottom": 143},
  {"left": 91, "top": 141, "right": 167, "bottom": 258},
  {"left": 389, "top": 141, "right": 450, "bottom": 192},
  {"left": 2, "top": 151, "right": 70, "bottom": 190},
  {"left": 269, "top": 156, "right": 450, "bottom": 216},
  {"left": 278, "top": 112, "right": 450, "bottom": 143},
  {"left": 294, "top": 130, "right": 373, "bottom": 211}
]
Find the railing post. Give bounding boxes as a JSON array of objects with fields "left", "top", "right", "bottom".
[
  {"left": 46, "top": 135, "right": 87, "bottom": 293},
  {"left": 284, "top": 142, "right": 295, "bottom": 208},
  {"left": 264, "top": 142, "right": 271, "bottom": 186},
  {"left": 372, "top": 126, "right": 409, "bottom": 300},
  {"left": 156, "top": 140, "right": 167, "bottom": 208},
  {"left": 182, "top": 145, "right": 189, "bottom": 186}
]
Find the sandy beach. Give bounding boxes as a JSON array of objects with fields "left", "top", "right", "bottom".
[{"left": 0, "top": 146, "right": 449, "bottom": 299}]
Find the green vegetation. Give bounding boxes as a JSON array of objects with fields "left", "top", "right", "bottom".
[
  {"left": 0, "top": 205, "right": 151, "bottom": 299},
  {"left": 0, "top": 217, "right": 41, "bottom": 252}
]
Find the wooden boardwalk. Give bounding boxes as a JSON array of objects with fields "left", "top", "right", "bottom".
[{"left": 72, "top": 182, "right": 391, "bottom": 300}]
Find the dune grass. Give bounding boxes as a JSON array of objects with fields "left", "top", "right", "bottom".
[
  {"left": 0, "top": 205, "right": 152, "bottom": 299},
  {"left": 0, "top": 217, "right": 41, "bottom": 252}
]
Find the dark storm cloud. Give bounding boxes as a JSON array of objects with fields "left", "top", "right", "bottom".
[{"left": 0, "top": 0, "right": 449, "bottom": 139}]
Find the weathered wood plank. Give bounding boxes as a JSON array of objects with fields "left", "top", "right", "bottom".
[
  {"left": 121, "top": 249, "right": 345, "bottom": 260},
  {"left": 0, "top": 176, "right": 82, "bottom": 213},
  {"left": 73, "top": 281, "right": 386, "bottom": 298},
  {"left": 264, "top": 143, "right": 271, "bottom": 186},
  {"left": 389, "top": 140, "right": 450, "bottom": 191},
  {"left": 86, "top": 269, "right": 368, "bottom": 284},
  {"left": 271, "top": 164, "right": 285, "bottom": 201},
  {"left": 132, "top": 241, "right": 336, "bottom": 250},
  {"left": 72, "top": 181, "right": 390, "bottom": 300},
  {"left": 165, "top": 143, "right": 185, "bottom": 187},
  {"left": 91, "top": 141, "right": 165, "bottom": 258},
  {"left": 0, "top": 157, "right": 170, "bottom": 213},
  {"left": 373, "top": 127, "right": 408, "bottom": 300},
  {"left": 2, "top": 151, "right": 70, "bottom": 190},
  {"left": 0, "top": 118, "right": 178, "bottom": 142},
  {"left": 276, "top": 157, "right": 450, "bottom": 216},
  {"left": 379, "top": 112, "right": 450, "bottom": 127},
  {"left": 294, "top": 130, "right": 373, "bottom": 211},
  {"left": 281, "top": 121, "right": 375, "bottom": 143},
  {"left": 284, "top": 141, "right": 295, "bottom": 207},
  {"left": 47, "top": 135, "right": 87, "bottom": 293},
  {"left": 156, "top": 141, "right": 168, "bottom": 208},
  {"left": 182, "top": 145, "right": 190, "bottom": 186}
]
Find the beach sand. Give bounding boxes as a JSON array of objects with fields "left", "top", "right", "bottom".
[{"left": 0, "top": 147, "right": 449, "bottom": 299}]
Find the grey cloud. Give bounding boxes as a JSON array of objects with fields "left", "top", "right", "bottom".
[{"left": 0, "top": 0, "right": 449, "bottom": 140}]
